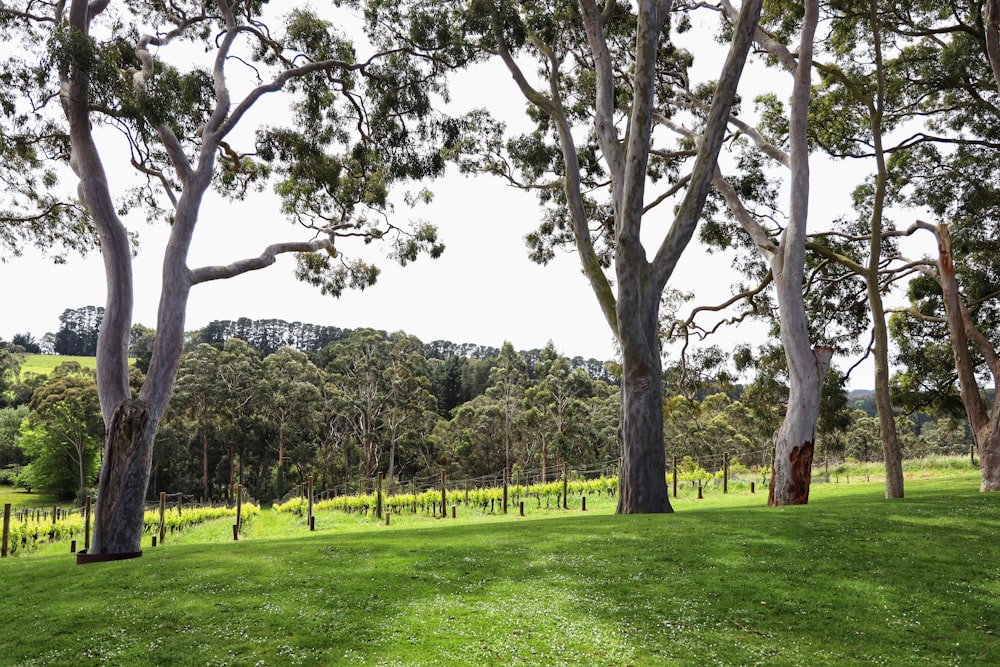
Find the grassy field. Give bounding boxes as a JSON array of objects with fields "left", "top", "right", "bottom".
[
  {"left": 17, "top": 354, "right": 100, "bottom": 377},
  {"left": 0, "top": 488, "right": 58, "bottom": 509},
  {"left": 1, "top": 473, "right": 997, "bottom": 666}
]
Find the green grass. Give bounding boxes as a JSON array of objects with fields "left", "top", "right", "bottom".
[
  {"left": 1, "top": 474, "right": 997, "bottom": 666},
  {"left": 18, "top": 354, "right": 99, "bottom": 377},
  {"left": 0, "top": 487, "right": 58, "bottom": 509}
]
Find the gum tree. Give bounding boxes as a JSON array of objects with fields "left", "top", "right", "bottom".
[
  {"left": 0, "top": 1, "right": 450, "bottom": 555},
  {"left": 378, "top": 0, "right": 765, "bottom": 512}
]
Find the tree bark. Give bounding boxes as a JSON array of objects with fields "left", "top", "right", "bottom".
[
  {"left": 90, "top": 399, "right": 155, "bottom": 554},
  {"left": 616, "top": 278, "right": 671, "bottom": 513},
  {"left": 769, "top": 346, "right": 834, "bottom": 505}
]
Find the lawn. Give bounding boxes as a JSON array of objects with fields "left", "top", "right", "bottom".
[{"left": 1, "top": 474, "right": 997, "bottom": 666}]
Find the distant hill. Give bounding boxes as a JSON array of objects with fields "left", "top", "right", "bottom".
[{"left": 847, "top": 389, "right": 876, "bottom": 416}]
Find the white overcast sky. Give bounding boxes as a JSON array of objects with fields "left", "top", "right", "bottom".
[{"left": 0, "top": 8, "right": 935, "bottom": 389}]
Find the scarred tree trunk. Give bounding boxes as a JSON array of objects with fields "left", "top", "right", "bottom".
[
  {"left": 90, "top": 399, "right": 155, "bottom": 554},
  {"left": 769, "top": 346, "right": 833, "bottom": 505}
]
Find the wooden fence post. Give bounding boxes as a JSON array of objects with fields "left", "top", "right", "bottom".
[
  {"left": 502, "top": 467, "right": 509, "bottom": 515},
  {"left": 723, "top": 452, "right": 729, "bottom": 494},
  {"left": 177, "top": 493, "right": 183, "bottom": 518},
  {"left": 440, "top": 471, "right": 447, "bottom": 519},
  {"left": 375, "top": 473, "right": 382, "bottom": 521},
  {"left": 1, "top": 503, "right": 10, "bottom": 558},
  {"left": 563, "top": 463, "right": 569, "bottom": 510},
  {"left": 309, "top": 476, "right": 316, "bottom": 528},
  {"left": 158, "top": 492, "right": 166, "bottom": 545},
  {"left": 234, "top": 485, "right": 243, "bottom": 541},
  {"left": 83, "top": 496, "right": 91, "bottom": 552},
  {"left": 673, "top": 456, "right": 678, "bottom": 499}
]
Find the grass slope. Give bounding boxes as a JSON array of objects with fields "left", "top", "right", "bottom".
[
  {"left": 1, "top": 475, "right": 998, "bottom": 666},
  {"left": 18, "top": 354, "right": 99, "bottom": 377}
]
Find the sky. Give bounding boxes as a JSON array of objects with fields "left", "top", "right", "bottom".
[{"left": 0, "top": 7, "right": 931, "bottom": 389}]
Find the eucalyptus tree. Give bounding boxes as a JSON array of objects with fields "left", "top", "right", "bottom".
[
  {"left": 486, "top": 341, "right": 527, "bottom": 508},
  {"left": 169, "top": 344, "right": 224, "bottom": 501},
  {"left": 525, "top": 342, "right": 593, "bottom": 478},
  {"left": 373, "top": 0, "right": 764, "bottom": 511},
  {"left": 217, "top": 338, "right": 263, "bottom": 498},
  {"left": 383, "top": 332, "right": 437, "bottom": 494},
  {"left": 0, "top": 1, "right": 451, "bottom": 553},
  {"left": 259, "top": 347, "right": 323, "bottom": 498},
  {"left": 666, "top": 0, "right": 834, "bottom": 504},
  {"left": 878, "top": 1, "right": 1000, "bottom": 492},
  {"left": 320, "top": 328, "right": 396, "bottom": 489}
]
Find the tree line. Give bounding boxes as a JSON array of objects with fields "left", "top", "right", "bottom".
[{"left": 1, "top": 327, "right": 974, "bottom": 506}]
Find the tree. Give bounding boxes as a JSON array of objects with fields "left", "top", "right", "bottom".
[
  {"left": 0, "top": 1, "right": 451, "bottom": 553},
  {"left": 53, "top": 306, "right": 104, "bottom": 356},
  {"left": 259, "top": 347, "right": 323, "bottom": 499},
  {"left": 11, "top": 333, "right": 41, "bottom": 355},
  {"left": 380, "top": 0, "right": 765, "bottom": 511},
  {"left": 486, "top": 341, "right": 527, "bottom": 510},
  {"left": 320, "top": 329, "right": 396, "bottom": 490},
  {"left": 383, "top": 332, "right": 437, "bottom": 494},
  {"left": 19, "top": 366, "right": 103, "bottom": 503},
  {"left": 0, "top": 406, "right": 29, "bottom": 470},
  {"left": 168, "top": 344, "right": 224, "bottom": 501}
]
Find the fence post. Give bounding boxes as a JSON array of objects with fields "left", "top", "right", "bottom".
[
  {"left": 375, "top": 473, "right": 382, "bottom": 521},
  {"left": 673, "top": 456, "right": 678, "bottom": 499},
  {"left": 234, "top": 485, "right": 242, "bottom": 541},
  {"left": 563, "top": 463, "right": 569, "bottom": 510},
  {"left": 972, "top": 445, "right": 976, "bottom": 466},
  {"left": 1, "top": 503, "right": 10, "bottom": 558},
  {"left": 177, "top": 494, "right": 183, "bottom": 518},
  {"left": 84, "top": 496, "right": 91, "bottom": 552},
  {"left": 309, "top": 476, "right": 316, "bottom": 528},
  {"left": 697, "top": 480, "right": 703, "bottom": 500},
  {"left": 440, "top": 471, "right": 447, "bottom": 519},
  {"left": 158, "top": 492, "right": 166, "bottom": 545},
  {"left": 502, "top": 467, "right": 509, "bottom": 515},
  {"left": 723, "top": 452, "right": 729, "bottom": 494}
]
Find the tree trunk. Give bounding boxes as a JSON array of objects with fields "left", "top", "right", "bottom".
[
  {"left": 90, "top": 399, "right": 155, "bottom": 555},
  {"left": 871, "top": 308, "right": 904, "bottom": 498},
  {"left": 616, "top": 278, "right": 672, "bottom": 514},
  {"left": 981, "top": 412, "right": 1000, "bottom": 491},
  {"left": 769, "top": 346, "right": 833, "bottom": 506},
  {"left": 934, "top": 223, "right": 1000, "bottom": 492}
]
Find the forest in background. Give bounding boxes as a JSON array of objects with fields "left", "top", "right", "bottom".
[{"left": 0, "top": 306, "right": 975, "bottom": 505}]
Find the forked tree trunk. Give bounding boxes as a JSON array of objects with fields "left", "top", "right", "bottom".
[
  {"left": 90, "top": 399, "right": 156, "bottom": 554},
  {"left": 769, "top": 346, "right": 833, "bottom": 506}
]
